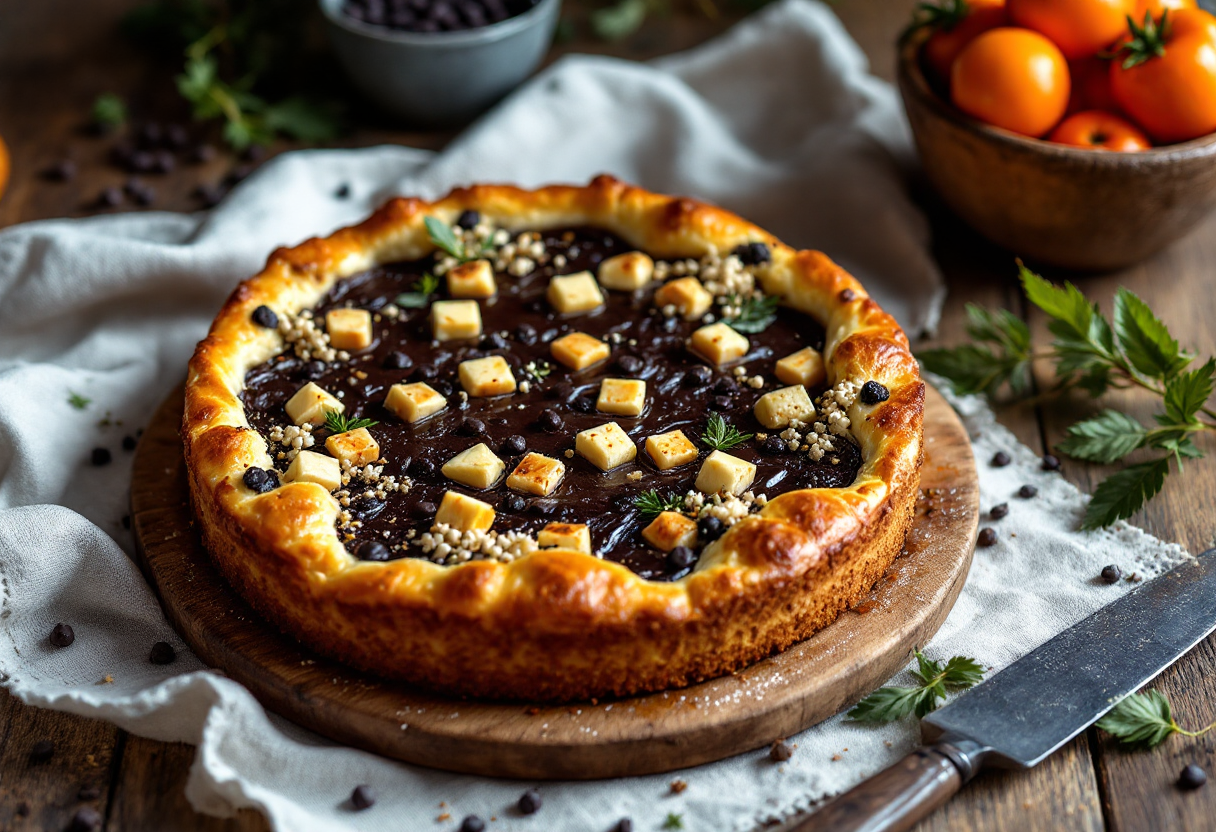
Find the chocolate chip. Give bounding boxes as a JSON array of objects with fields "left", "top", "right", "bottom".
[
  {"left": 547, "top": 382, "right": 575, "bottom": 402},
  {"left": 252, "top": 305, "right": 279, "bottom": 329},
  {"left": 683, "top": 366, "right": 712, "bottom": 388},
  {"left": 714, "top": 377, "right": 738, "bottom": 395},
  {"left": 190, "top": 143, "right": 217, "bottom": 164},
  {"left": 760, "top": 435, "right": 786, "bottom": 455},
  {"left": 138, "top": 122, "right": 163, "bottom": 148},
  {"left": 859, "top": 380, "right": 889, "bottom": 405},
  {"left": 1180, "top": 764, "right": 1207, "bottom": 790},
  {"left": 572, "top": 395, "right": 596, "bottom": 414},
  {"left": 529, "top": 499, "right": 557, "bottom": 516},
  {"left": 67, "top": 806, "right": 102, "bottom": 832},
  {"left": 1101, "top": 564, "right": 1122, "bottom": 584},
  {"left": 431, "top": 380, "right": 453, "bottom": 396},
  {"left": 195, "top": 183, "right": 225, "bottom": 208},
  {"left": 45, "top": 159, "right": 77, "bottom": 181},
  {"left": 518, "top": 789, "right": 542, "bottom": 814},
  {"left": 351, "top": 784, "right": 376, "bottom": 810},
  {"left": 616, "top": 355, "right": 644, "bottom": 375},
  {"left": 335, "top": 183, "right": 351, "bottom": 199},
  {"left": 667, "top": 546, "right": 697, "bottom": 571},
  {"left": 50, "top": 622, "right": 76, "bottom": 649},
  {"left": 481, "top": 332, "right": 509, "bottom": 351},
  {"left": 459, "top": 417, "right": 486, "bottom": 436},
  {"left": 502, "top": 435, "right": 527, "bottom": 455},
  {"left": 456, "top": 210, "right": 481, "bottom": 229},
  {"left": 614, "top": 819, "right": 634, "bottom": 832},
  {"left": 355, "top": 540, "right": 390, "bottom": 562},
  {"left": 30, "top": 739, "right": 55, "bottom": 763},
  {"left": 769, "top": 739, "right": 794, "bottom": 762},
  {"left": 305, "top": 360, "right": 328, "bottom": 380},
  {"left": 91, "top": 448, "right": 112, "bottom": 466},
  {"left": 1018, "top": 484, "right": 1038, "bottom": 498},
  {"left": 130, "top": 150, "right": 156, "bottom": 173},
  {"left": 501, "top": 494, "right": 526, "bottom": 513},
  {"left": 152, "top": 150, "right": 175, "bottom": 174},
  {"left": 733, "top": 242, "right": 771, "bottom": 265},
  {"left": 122, "top": 435, "right": 137, "bottom": 451},
  {"left": 97, "top": 186, "right": 123, "bottom": 208},
  {"left": 460, "top": 816, "right": 486, "bottom": 832},
  {"left": 149, "top": 641, "right": 176, "bottom": 665},
  {"left": 165, "top": 124, "right": 190, "bottom": 149},
  {"left": 412, "top": 364, "right": 438, "bottom": 382},
  {"left": 698, "top": 516, "right": 725, "bottom": 542},
  {"left": 515, "top": 324, "right": 538, "bottom": 345},
  {"left": 989, "top": 503, "right": 1009, "bottom": 520},
  {"left": 412, "top": 500, "right": 438, "bottom": 520},
  {"left": 410, "top": 458, "right": 436, "bottom": 476},
  {"left": 1042, "top": 454, "right": 1061, "bottom": 471},
  {"left": 711, "top": 396, "right": 733, "bottom": 410},
  {"left": 991, "top": 451, "right": 1011, "bottom": 467},
  {"left": 243, "top": 467, "right": 278, "bottom": 494},
  {"left": 977, "top": 528, "right": 997, "bottom": 547},
  {"left": 78, "top": 784, "right": 101, "bottom": 800},
  {"left": 538, "top": 409, "right": 563, "bottom": 432}
]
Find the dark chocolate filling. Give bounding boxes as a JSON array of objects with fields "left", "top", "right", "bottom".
[{"left": 241, "top": 227, "right": 861, "bottom": 580}]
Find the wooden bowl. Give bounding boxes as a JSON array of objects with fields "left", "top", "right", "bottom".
[{"left": 897, "top": 34, "right": 1216, "bottom": 271}]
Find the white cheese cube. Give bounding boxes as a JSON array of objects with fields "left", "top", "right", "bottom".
[
  {"left": 324, "top": 427, "right": 380, "bottom": 466},
  {"left": 775, "top": 346, "right": 827, "bottom": 388},
  {"left": 282, "top": 450, "right": 341, "bottom": 492},
  {"left": 538, "top": 522, "right": 592, "bottom": 552},
  {"left": 597, "top": 252, "right": 655, "bottom": 291},
  {"left": 695, "top": 450, "right": 756, "bottom": 496},
  {"left": 506, "top": 452, "right": 566, "bottom": 496},
  {"left": 285, "top": 382, "right": 344, "bottom": 427},
  {"left": 325, "top": 308, "right": 373, "bottom": 351},
  {"left": 551, "top": 331, "right": 611, "bottom": 371},
  {"left": 441, "top": 442, "right": 506, "bottom": 489},
  {"left": 435, "top": 490, "right": 495, "bottom": 532},
  {"left": 645, "top": 430, "right": 698, "bottom": 471},
  {"left": 458, "top": 355, "right": 517, "bottom": 397},
  {"left": 431, "top": 300, "right": 482, "bottom": 342},
  {"left": 754, "top": 385, "right": 816, "bottom": 429},
  {"left": 642, "top": 511, "right": 698, "bottom": 552},
  {"left": 596, "top": 378, "right": 647, "bottom": 417},
  {"left": 547, "top": 271, "right": 604, "bottom": 315},
  {"left": 384, "top": 382, "right": 447, "bottom": 424},
  {"left": 690, "top": 322, "right": 749, "bottom": 366},
  {"left": 655, "top": 277, "right": 713, "bottom": 320},
  {"left": 575, "top": 422, "right": 637, "bottom": 471},
  {"left": 446, "top": 260, "right": 497, "bottom": 299}
]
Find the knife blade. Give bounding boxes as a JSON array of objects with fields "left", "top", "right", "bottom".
[{"left": 792, "top": 547, "right": 1216, "bottom": 832}]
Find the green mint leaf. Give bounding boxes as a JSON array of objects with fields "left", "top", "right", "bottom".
[
  {"left": 912, "top": 649, "right": 944, "bottom": 686},
  {"left": 964, "top": 303, "right": 1031, "bottom": 354},
  {"left": 425, "top": 216, "right": 467, "bottom": 261},
  {"left": 92, "top": 93, "right": 127, "bottom": 128},
  {"left": 323, "top": 410, "right": 379, "bottom": 435},
  {"left": 67, "top": 392, "right": 92, "bottom": 410},
  {"left": 1081, "top": 456, "right": 1172, "bottom": 530},
  {"left": 1164, "top": 357, "right": 1216, "bottom": 425},
  {"left": 1058, "top": 410, "right": 1149, "bottom": 463},
  {"left": 1020, "top": 266, "right": 1095, "bottom": 342},
  {"left": 395, "top": 273, "right": 440, "bottom": 308},
  {"left": 701, "top": 413, "right": 753, "bottom": 451},
  {"left": 592, "top": 0, "right": 649, "bottom": 40},
  {"left": 633, "top": 489, "right": 684, "bottom": 520},
  {"left": 1096, "top": 690, "right": 1179, "bottom": 749},
  {"left": 850, "top": 650, "right": 984, "bottom": 723},
  {"left": 940, "top": 656, "right": 986, "bottom": 689},
  {"left": 1113, "top": 288, "right": 1190, "bottom": 380},
  {"left": 725, "top": 295, "right": 779, "bottom": 334},
  {"left": 848, "top": 685, "right": 936, "bottom": 723},
  {"left": 264, "top": 96, "right": 340, "bottom": 143},
  {"left": 918, "top": 345, "right": 1029, "bottom": 397}
]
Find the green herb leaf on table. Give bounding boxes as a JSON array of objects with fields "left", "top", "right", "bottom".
[
  {"left": 395, "top": 273, "right": 440, "bottom": 308},
  {"left": 1058, "top": 410, "right": 1149, "bottom": 464},
  {"left": 92, "top": 93, "right": 127, "bottom": 128},
  {"left": 918, "top": 302, "right": 1033, "bottom": 397},
  {"left": 848, "top": 650, "right": 985, "bottom": 723},
  {"left": 1164, "top": 358, "right": 1216, "bottom": 425},
  {"left": 323, "top": 410, "right": 379, "bottom": 435},
  {"left": 724, "top": 294, "right": 779, "bottom": 334},
  {"left": 633, "top": 489, "right": 684, "bottom": 521},
  {"left": 661, "top": 812, "right": 685, "bottom": 831},
  {"left": 1081, "top": 456, "right": 1172, "bottom": 531},
  {"left": 1096, "top": 688, "right": 1216, "bottom": 749},
  {"left": 701, "top": 413, "right": 753, "bottom": 451},
  {"left": 68, "top": 392, "right": 92, "bottom": 411},
  {"left": 1112, "top": 287, "right": 1191, "bottom": 381}
]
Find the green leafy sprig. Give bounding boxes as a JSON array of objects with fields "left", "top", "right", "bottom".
[
  {"left": 920, "top": 264, "right": 1216, "bottom": 529},
  {"left": 394, "top": 273, "right": 440, "bottom": 309},
  {"left": 633, "top": 489, "right": 685, "bottom": 520},
  {"left": 425, "top": 216, "right": 493, "bottom": 264},
  {"left": 323, "top": 410, "right": 378, "bottom": 435},
  {"left": 848, "top": 650, "right": 985, "bottom": 723},
  {"left": 1111, "top": 11, "right": 1170, "bottom": 70},
  {"left": 1097, "top": 689, "right": 1216, "bottom": 749},
  {"left": 68, "top": 392, "right": 92, "bottom": 411},
  {"left": 701, "top": 413, "right": 753, "bottom": 451},
  {"left": 724, "top": 294, "right": 779, "bottom": 334}
]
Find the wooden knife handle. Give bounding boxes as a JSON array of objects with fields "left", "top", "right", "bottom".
[{"left": 788, "top": 740, "right": 988, "bottom": 832}]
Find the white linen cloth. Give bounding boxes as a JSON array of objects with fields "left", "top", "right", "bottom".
[{"left": 0, "top": 2, "right": 1188, "bottom": 830}]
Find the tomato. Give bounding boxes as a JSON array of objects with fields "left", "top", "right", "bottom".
[
  {"left": 917, "top": 0, "right": 1009, "bottom": 82},
  {"left": 1068, "top": 56, "right": 1120, "bottom": 113},
  {"left": 1049, "top": 110, "right": 1152, "bottom": 149},
  {"left": 1008, "top": 0, "right": 1135, "bottom": 59},
  {"left": 952, "top": 28, "right": 1071, "bottom": 137},
  {"left": 1110, "top": 8, "right": 1216, "bottom": 143},
  {"left": 1135, "top": 0, "right": 1195, "bottom": 19}
]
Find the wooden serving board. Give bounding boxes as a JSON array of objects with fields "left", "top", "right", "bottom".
[{"left": 130, "top": 385, "right": 978, "bottom": 780}]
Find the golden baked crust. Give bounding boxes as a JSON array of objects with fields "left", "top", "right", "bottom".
[{"left": 183, "top": 175, "right": 924, "bottom": 702}]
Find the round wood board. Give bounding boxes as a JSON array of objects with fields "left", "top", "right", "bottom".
[{"left": 130, "top": 385, "right": 978, "bottom": 780}]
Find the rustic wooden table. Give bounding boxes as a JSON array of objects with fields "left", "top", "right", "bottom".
[{"left": 3, "top": 1, "right": 1215, "bottom": 830}]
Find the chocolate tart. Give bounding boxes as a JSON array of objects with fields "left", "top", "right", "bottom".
[{"left": 183, "top": 176, "right": 924, "bottom": 702}]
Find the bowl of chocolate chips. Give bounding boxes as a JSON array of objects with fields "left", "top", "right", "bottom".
[{"left": 320, "top": 0, "right": 561, "bottom": 126}]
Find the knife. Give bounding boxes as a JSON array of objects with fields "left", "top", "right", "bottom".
[{"left": 792, "top": 547, "right": 1216, "bottom": 832}]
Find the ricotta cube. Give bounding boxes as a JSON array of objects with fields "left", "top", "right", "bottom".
[
  {"left": 597, "top": 251, "right": 655, "bottom": 291},
  {"left": 324, "top": 427, "right": 380, "bottom": 466},
  {"left": 551, "top": 331, "right": 611, "bottom": 371},
  {"left": 596, "top": 378, "right": 647, "bottom": 417},
  {"left": 506, "top": 452, "right": 566, "bottom": 496},
  {"left": 690, "top": 322, "right": 749, "bottom": 366},
  {"left": 285, "top": 382, "right": 344, "bottom": 427},
  {"left": 459, "top": 355, "right": 517, "bottom": 397},
  {"left": 775, "top": 346, "right": 827, "bottom": 388},
  {"left": 538, "top": 522, "right": 592, "bottom": 552},
  {"left": 642, "top": 511, "right": 698, "bottom": 552},
  {"left": 645, "top": 429, "right": 698, "bottom": 471},
  {"left": 431, "top": 299, "right": 482, "bottom": 341},
  {"left": 547, "top": 271, "right": 604, "bottom": 315},
  {"left": 325, "top": 308, "right": 373, "bottom": 351},
  {"left": 655, "top": 277, "right": 713, "bottom": 320},
  {"left": 435, "top": 490, "right": 495, "bottom": 532},
  {"left": 384, "top": 382, "right": 447, "bottom": 424},
  {"left": 754, "top": 385, "right": 816, "bottom": 429},
  {"left": 576, "top": 421, "right": 637, "bottom": 471},
  {"left": 282, "top": 449, "right": 341, "bottom": 492},
  {"left": 695, "top": 450, "right": 756, "bottom": 496},
  {"left": 447, "top": 260, "right": 497, "bottom": 299},
  {"left": 442, "top": 442, "right": 506, "bottom": 489}
]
